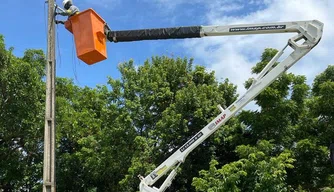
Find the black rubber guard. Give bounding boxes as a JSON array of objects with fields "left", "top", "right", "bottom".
[{"left": 107, "top": 26, "right": 202, "bottom": 42}]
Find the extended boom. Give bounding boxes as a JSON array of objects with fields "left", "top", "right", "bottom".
[
  {"left": 54, "top": 4, "right": 324, "bottom": 191},
  {"left": 133, "top": 20, "right": 323, "bottom": 192}
]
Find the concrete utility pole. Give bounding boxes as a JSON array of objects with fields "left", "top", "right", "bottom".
[{"left": 43, "top": 0, "right": 56, "bottom": 191}]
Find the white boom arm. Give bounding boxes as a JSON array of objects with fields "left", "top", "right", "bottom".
[{"left": 138, "top": 20, "right": 323, "bottom": 192}]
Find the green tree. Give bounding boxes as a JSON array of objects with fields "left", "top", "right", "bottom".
[
  {"left": 104, "top": 56, "right": 238, "bottom": 191},
  {"left": 191, "top": 48, "right": 333, "bottom": 192},
  {"left": 239, "top": 48, "right": 310, "bottom": 148},
  {"left": 288, "top": 65, "right": 334, "bottom": 191},
  {"left": 2, "top": 31, "right": 333, "bottom": 192},
  {"left": 0, "top": 35, "right": 45, "bottom": 191},
  {"left": 192, "top": 140, "right": 295, "bottom": 192}
]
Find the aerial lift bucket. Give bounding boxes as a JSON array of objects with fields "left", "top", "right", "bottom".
[{"left": 64, "top": 9, "right": 107, "bottom": 65}]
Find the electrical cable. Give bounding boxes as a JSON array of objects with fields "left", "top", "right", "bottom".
[
  {"left": 56, "top": 24, "right": 62, "bottom": 68},
  {"left": 43, "top": 1, "right": 49, "bottom": 83},
  {"left": 71, "top": 34, "right": 80, "bottom": 85},
  {"left": 44, "top": 2, "right": 47, "bottom": 40},
  {"left": 54, "top": 0, "right": 62, "bottom": 68}
]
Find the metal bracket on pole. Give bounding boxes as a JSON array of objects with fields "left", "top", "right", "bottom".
[{"left": 54, "top": 3, "right": 66, "bottom": 14}]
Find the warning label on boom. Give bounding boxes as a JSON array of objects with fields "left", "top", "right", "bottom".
[
  {"left": 229, "top": 25, "right": 286, "bottom": 32},
  {"left": 180, "top": 132, "right": 203, "bottom": 152}
]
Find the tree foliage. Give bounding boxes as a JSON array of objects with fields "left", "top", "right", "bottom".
[
  {"left": 0, "top": 35, "right": 45, "bottom": 191},
  {"left": 192, "top": 140, "right": 295, "bottom": 192},
  {"left": 0, "top": 34, "right": 333, "bottom": 192}
]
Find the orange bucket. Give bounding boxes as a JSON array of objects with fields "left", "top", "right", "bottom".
[{"left": 65, "top": 9, "right": 107, "bottom": 65}]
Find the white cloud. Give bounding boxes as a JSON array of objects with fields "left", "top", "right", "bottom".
[
  {"left": 149, "top": 0, "right": 332, "bottom": 111},
  {"left": 178, "top": 0, "right": 333, "bottom": 95},
  {"left": 78, "top": 0, "right": 332, "bottom": 111}
]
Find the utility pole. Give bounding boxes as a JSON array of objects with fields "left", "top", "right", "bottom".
[{"left": 43, "top": 0, "right": 56, "bottom": 191}]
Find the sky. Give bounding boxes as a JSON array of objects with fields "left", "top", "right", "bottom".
[{"left": 0, "top": 0, "right": 333, "bottom": 109}]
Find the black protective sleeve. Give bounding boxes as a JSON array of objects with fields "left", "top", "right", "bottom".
[{"left": 107, "top": 26, "right": 202, "bottom": 42}]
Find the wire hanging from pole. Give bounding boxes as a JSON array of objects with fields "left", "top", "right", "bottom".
[
  {"left": 71, "top": 34, "right": 80, "bottom": 85},
  {"left": 56, "top": 25, "right": 62, "bottom": 69}
]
